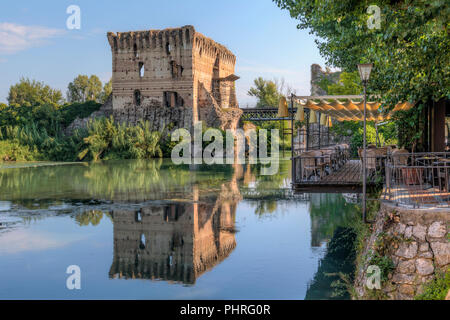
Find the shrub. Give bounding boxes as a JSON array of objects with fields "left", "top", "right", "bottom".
[
  {"left": 415, "top": 270, "right": 450, "bottom": 300},
  {"left": 0, "top": 140, "right": 40, "bottom": 161},
  {"left": 78, "top": 117, "right": 163, "bottom": 161}
]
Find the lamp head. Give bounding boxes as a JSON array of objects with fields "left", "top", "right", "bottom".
[{"left": 357, "top": 63, "right": 373, "bottom": 83}]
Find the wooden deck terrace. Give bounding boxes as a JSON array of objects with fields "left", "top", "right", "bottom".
[{"left": 293, "top": 159, "right": 374, "bottom": 191}]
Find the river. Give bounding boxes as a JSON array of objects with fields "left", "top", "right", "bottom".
[{"left": 0, "top": 159, "right": 361, "bottom": 299}]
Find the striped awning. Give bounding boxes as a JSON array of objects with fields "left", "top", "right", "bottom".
[{"left": 293, "top": 95, "right": 413, "bottom": 122}]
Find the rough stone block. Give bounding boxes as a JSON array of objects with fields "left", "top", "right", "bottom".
[
  {"left": 398, "top": 284, "right": 415, "bottom": 296},
  {"left": 430, "top": 242, "right": 450, "bottom": 267},
  {"left": 396, "top": 223, "right": 406, "bottom": 235},
  {"left": 412, "top": 225, "right": 427, "bottom": 241},
  {"left": 418, "top": 251, "right": 433, "bottom": 259},
  {"left": 392, "top": 273, "right": 416, "bottom": 284},
  {"left": 428, "top": 221, "right": 447, "bottom": 238},
  {"left": 397, "top": 259, "right": 415, "bottom": 273},
  {"left": 415, "top": 258, "right": 434, "bottom": 275},
  {"left": 395, "top": 242, "right": 418, "bottom": 259},
  {"left": 419, "top": 242, "right": 429, "bottom": 252},
  {"left": 404, "top": 226, "right": 413, "bottom": 238}
]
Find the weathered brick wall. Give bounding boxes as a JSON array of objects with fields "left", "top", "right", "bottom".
[
  {"left": 112, "top": 100, "right": 194, "bottom": 132},
  {"left": 106, "top": 26, "right": 240, "bottom": 132},
  {"left": 107, "top": 26, "right": 195, "bottom": 110}
]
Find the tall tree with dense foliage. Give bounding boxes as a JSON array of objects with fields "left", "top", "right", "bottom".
[
  {"left": 67, "top": 75, "right": 103, "bottom": 103},
  {"left": 321, "top": 71, "right": 363, "bottom": 96},
  {"left": 98, "top": 79, "right": 112, "bottom": 103},
  {"left": 248, "top": 77, "right": 296, "bottom": 108},
  {"left": 274, "top": 0, "right": 449, "bottom": 147},
  {"left": 7, "top": 78, "right": 63, "bottom": 107},
  {"left": 248, "top": 77, "right": 282, "bottom": 108}
]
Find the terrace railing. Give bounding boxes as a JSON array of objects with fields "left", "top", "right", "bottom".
[{"left": 384, "top": 152, "right": 450, "bottom": 209}]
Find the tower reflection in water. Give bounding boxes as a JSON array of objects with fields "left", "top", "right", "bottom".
[{"left": 108, "top": 183, "right": 242, "bottom": 285}]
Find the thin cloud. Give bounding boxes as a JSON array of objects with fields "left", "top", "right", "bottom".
[
  {"left": 0, "top": 229, "right": 86, "bottom": 255},
  {"left": 0, "top": 22, "right": 65, "bottom": 54}
]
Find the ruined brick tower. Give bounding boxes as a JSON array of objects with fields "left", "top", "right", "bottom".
[{"left": 107, "top": 25, "right": 242, "bottom": 131}]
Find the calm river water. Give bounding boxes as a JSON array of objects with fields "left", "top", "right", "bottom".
[{"left": 0, "top": 159, "right": 361, "bottom": 299}]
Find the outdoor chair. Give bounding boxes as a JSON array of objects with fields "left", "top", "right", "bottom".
[
  {"left": 320, "top": 149, "right": 336, "bottom": 173},
  {"left": 300, "top": 151, "right": 325, "bottom": 181},
  {"left": 363, "top": 149, "right": 378, "bottom": 179},
  {"left": 392, "top": 149, "right": 409, "bottom": 166},
  {"left": 374, "top": 147, "right": 388, "bottom": 173},
  {"left": 391, "top": 149, "right": 414, "bottom": 185}
]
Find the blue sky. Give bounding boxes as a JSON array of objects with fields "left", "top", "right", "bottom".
[{"left": 0, "top": 0, "right": 328, "bottom": 106}]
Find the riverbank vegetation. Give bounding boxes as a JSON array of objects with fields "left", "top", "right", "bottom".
[{"left": 0, "top": 77, "right": 171, "bottom": 162}]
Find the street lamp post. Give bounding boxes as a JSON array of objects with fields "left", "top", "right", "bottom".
[{"left": 357, "top": 63, "right": 373, "bottom": 223}]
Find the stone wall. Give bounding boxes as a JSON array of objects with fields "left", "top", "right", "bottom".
[
  {"left": 197, "top": 82, "right": 242, "bottom": 131},
  {"left": 354, "top": 202, "right": 449, "bottom": 300},
  {"left": 310, "top": 64, "right": 341, "bottom": 95},
  {"left": 112, "top": 99, "right": 194, "bottom": 132},
  {"left": 64, "top": 95, "right": 113, "bottom": 135}
]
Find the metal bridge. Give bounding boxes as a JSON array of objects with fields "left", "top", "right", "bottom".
[{"left": 240, "top": 107, "right": 295, "bottom": 122}]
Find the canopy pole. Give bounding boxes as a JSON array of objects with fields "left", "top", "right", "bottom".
[
  {"left": 375, "top": 121, "right": 379, "bottom": 147},
  {"left": 290, "top": 94, "right": 295, "bottom": 183},
  {"left": 318, "top": 112, "right": 321, "bottom": 149},
  {"left": 306, "top": 109, "right": 310, "bottom": 151},
  {"left": 327, "top": 117, "right": 330, "bottom": 146}
]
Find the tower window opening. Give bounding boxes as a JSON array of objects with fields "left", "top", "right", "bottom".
[
  {"left": 139, "top": 62, "right": 145, "bottom": 78},
  {"left": 139, "top": 234, "right": 146, "bottom": 249},
  {"left": 135, "top": 209, "right": 142, "bottom": 222},
  {"left": 134, "top": 90, "right": 141, "bottom": 106},
  {"left": 133, "top": 43, "right": 139, "bottom": 58}
]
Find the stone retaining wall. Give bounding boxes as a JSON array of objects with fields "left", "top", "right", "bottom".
[{"left": 354, "top": 202, "right": 449, "bottom": 300}]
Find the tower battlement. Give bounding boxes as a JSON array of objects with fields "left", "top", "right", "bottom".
[{"left": 107, "top": 25, "right": 241, "bottom": 131}]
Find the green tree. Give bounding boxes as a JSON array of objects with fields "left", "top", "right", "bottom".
[
  {"left": 7, "top": 78, "right": 63, "bottom": 107},
  {"left": 67, "top": 75, "right": 103, "bottom": 103},
  {"left": 98, "top": 79, "right": 112, "bottom": 103},
  {"left": 325, "top": 71, "right": 362, "bottom": 96},
  {"left": 274, "top": 0, "right": 450, "bottom": 148},
  {"left": 248, "top": 77, "right": 282, "bottom": 108}
]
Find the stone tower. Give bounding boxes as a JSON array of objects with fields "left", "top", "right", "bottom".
[
  {"left": 310, "top": 64, "right": 341, "bottom": 96},
  {"left": 107, "top": 25, "right": 242, "bottom": 131}
]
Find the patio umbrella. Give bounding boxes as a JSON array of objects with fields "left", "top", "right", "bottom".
[
  {"left": 295, "top": 104, "right": 304, "bottom": 121},
  {"left": 320, "top": 113, "right": 327, "bottom": 126},
  {"left": 277, "top": 97, "right": 289, "bottom": 118},
  {"left": 309, "top": 110, "right": 317, "bottom": 123}
]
